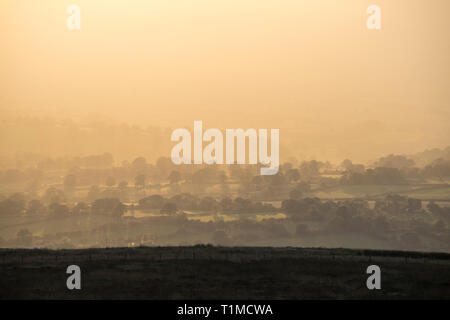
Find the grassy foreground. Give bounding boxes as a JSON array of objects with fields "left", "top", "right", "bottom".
[{"left": 1, "top": 246, "right": 449, "bottom": 299}]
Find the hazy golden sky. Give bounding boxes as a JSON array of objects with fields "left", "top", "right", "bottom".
[{"left": 1, "top": 0, "right": 449, "bottom": 162}]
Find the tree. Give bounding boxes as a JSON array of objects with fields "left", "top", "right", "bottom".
[
  {"left": 192, "top": 168, "right": 216, "bottom": 185},
  {"left": 135, "top": 174, "right": 147, "bottom": 188},
  {"left": 26, "top": 200, "right": 46, "bottom": 216},
  {"left": 281, "top": 199, "right": 299, "bottom": 214},
  {"left": 220, "top": 197, "right": 233, "bottom": 211},
  {"left": 87, "top": 185, "right": 101, "bottom": 202},
  {"left": 422, "top": 158, "right": 450, "bottom": 179},
  {"left": 427, "top": 201, "right": 441, "bottom": 215},
  {"left": 374, "top": 154, "right": 415, "bottom": 169},
  {"left": 282, "top": 162, "right": 293, "bottom": 172},
  {"left": 49, "top": 203, "right": 70, "bottom": 217},
  {"left": 105, "top": 176, "right": 116, "bottom": 187},
  {"left": 341, "top": 159, "right": 353, "bottom": 170},
  {"left": 156, "top": 157, "right": 174, "bottom": 178},
  {"left": 139, "top": 195, "right": 165, "bottom": 209},
  {"left": 340, "top": 167, "right": 406, "bottom": 185},
  {"left": 199, "top": 197, "right": 219, "bottom": 211},
  {"left": 43, "top": 187, "right": 66, "bottom": 204},
  {"left": 264, "top": 172, "right": 286, "bottom": 186},
  {"left": 92, "top": 198, "right": 126, "bottom": 217},
  {"left": 286, "top": 169, "right": 300, "bottom": 183},
  {"left": 160, "top": 202, "right": 177, "bottom": 215},
  {"left": 132, "top": 157, "right": 147, "bottom": 172},
  {"left": 168, "top": 193, "right": 199, "bottom": 210},
  {"left": 0, "top": 194, "right": 26, "bottom": 215},
  {"left": 299, "top": 160, "right": 321, "bottom": 179},
  {"left": 113, "top": 202, "right": 127, "bottom": 217},
  {"left": 168, "top": 170, "right": 182, "bottom": 184},
  {"left": 234, "top": 197, "right": 251, "bottom": 211}
]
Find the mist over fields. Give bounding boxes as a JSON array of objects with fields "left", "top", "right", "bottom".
[{"left": 0, "top": 116, "right": 449, "bottom": 252}]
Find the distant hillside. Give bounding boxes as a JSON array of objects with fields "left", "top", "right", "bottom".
[{"left": 410, "top": 146, "right": 450, "bottom": 167}]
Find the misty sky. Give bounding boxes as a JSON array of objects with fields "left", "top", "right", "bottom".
[{"left": 1, "top": 0, "right": 449, "bottom": 162}]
